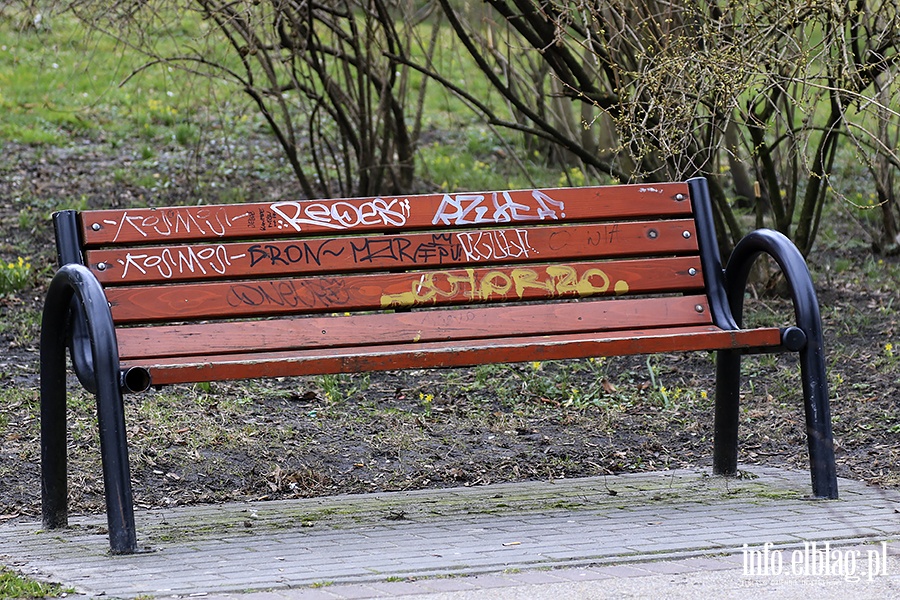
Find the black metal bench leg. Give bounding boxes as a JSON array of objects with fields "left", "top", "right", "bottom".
[
  {"left": 713, "top": 349, "right": 741, "bottom": 476},
  {"left": 40, "top": 310, "right": 69, "bottom": 530},
  {"left": 800, "top": 344, "right": 838, "bottom": 499},
  {"left": 715, "top": 344, "right": 837, "bottom": 498},
  {"left": 96, "top": 380, "right": 137, "bottom": 553}
]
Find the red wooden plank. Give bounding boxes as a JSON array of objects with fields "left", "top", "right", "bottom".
[
  {"left": 78, "top": 183, "right": 693, "bottom": 246},
  {"left": 86, "top": 220, "right": 699, "bottom": 285},
  {"left": 123, "top": 326, "right": 783, "bottom": 386},
  {"left": 105, "top": 256, "right": 705, "bottom": 323},
  {"left": 116, "top": 295, "right": 715, "bottom": 360}
]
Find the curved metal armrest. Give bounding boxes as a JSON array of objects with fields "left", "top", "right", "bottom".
[
  {"left": 67, "top": 298, "right": 101, "bottom": 394},
  {"left": 43, "top": 264, "right": 121, "bottom": 393},
  {"left": 723, "top": 229, "right": 824, "bottom": 353},
  {"left": 44, "top": 265, "right": 150, "bottom": 394}
]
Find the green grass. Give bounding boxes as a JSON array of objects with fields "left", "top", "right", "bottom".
[
  {"left": 451, "top": 357, "right": 650, "bottom": 416},
  {"left": 0, "top": 7, "right": 244, "bottom": 147},
  {"left": 0, "top": 304, "right": 40, "bottom": 348},
  {"left": 315, "top": 373, "right": 371, "bottom": 405},
  {"left": 417, "top": 129, "right": 564, "bottom": 192},
  {"left": 0, "top": 568, "right": 70, "bottom": 599}
]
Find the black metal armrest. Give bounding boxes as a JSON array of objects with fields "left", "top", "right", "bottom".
[
  {"left": 42, "top": 263, "right": 121, "bottom": 395},
  {"left": 723, "top": 229, "right": 824, "bottom": 353}
]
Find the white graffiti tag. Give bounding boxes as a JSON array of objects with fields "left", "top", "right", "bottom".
[
  {"left": 432, "top": 190, "right": 565, "bottom": 226},
  {"left": 118, "top": 245, "right": 243, "bottom": 279},
  {"left": 110, "top": 207, "right": 250, "bottom": 241},
  {"left": 270, "top": 198, "right": 411, "bottom": 232},
  {"left": 455, "top": 229, "right": 537, "bottom": 262}
]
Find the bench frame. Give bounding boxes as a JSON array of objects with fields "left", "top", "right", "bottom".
[{"left": 40, "top": 177, "right": 837, "bottom": 554}]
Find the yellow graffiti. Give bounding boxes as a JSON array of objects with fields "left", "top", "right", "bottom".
[{"left": 381, "top": 266, "right": 629, "bottom": 308}]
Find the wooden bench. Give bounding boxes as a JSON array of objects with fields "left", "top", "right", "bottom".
[{"left": 41, "top": 177, "right": 837, "bottom": 554}]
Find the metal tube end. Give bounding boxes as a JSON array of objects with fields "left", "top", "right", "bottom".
[{"left": 120, "top": 367, "right": 152, "bottom": 394}]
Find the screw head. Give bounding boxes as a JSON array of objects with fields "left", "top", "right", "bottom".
[
  {"left": 695, "top": 304, "right": 705, "bottom": 313},
  {"left": 647, "top": 229, "right": 659, "bottom": 239},
  {"left": 97, "top": 263, "right": 107, "bottom": 271},
  {"left": 683, "top": 231, "right": 692, "bottom": 239},
  {"left": 91, "top": 223, "right": 101, "bottom": 231},
  {"left": 688, "top": 268, "right": 697, "bottom": 276},
  {"left": 675, "top": 193, "right": 685, "bottom": 201}
]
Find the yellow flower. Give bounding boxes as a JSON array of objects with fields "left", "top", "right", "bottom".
[{"left": 531, "top": 361, "right": 542, "bottom": 371}]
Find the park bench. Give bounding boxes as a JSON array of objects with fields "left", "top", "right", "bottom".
[{"left": 41, "top": 177, "right": 837, "bottom": 554}]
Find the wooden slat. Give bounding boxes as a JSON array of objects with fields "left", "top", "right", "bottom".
[
  {"left": 105, "top": 256, "right": 705, "bottom": 323},
  {"left": 86, "top": 220, "right": 699, "bottom": 285},
  {"left": 116, "top": 295, "right": 715, "bottom": 360},
  {"left": 79, "top": 183, "right": 692, "bottom": 246},
  {"left": 123, "top": 325, "right": 783, "bottom": 386}
]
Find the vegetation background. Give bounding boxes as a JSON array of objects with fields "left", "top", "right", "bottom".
[{"left": 1, "top": 0, "right": 899, "bottom": 552}]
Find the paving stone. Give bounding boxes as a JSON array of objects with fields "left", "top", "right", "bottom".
[
  {"left": 412, "top": 578, "right": 480, "bottom": 593},
  {"left": 636, "top": 560, "right": 702, "bottom": 575},
  {"left": 500, "top": 570, "right": 566, "bottom": 585},
  {"left": 457, "top": 574, "right": 518, "bottom": 589},
  {"left": 543, "top": 567, "right": 614, "bottom": 581},
  {"left": 308, "top": 584, "right": 389, "bottom": 599},
  {"left": 591, "top": 564, "right": 657, "bottom": 578}
]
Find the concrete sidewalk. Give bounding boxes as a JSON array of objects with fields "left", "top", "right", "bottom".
[{"left": 2, "top": 466, "right": 900, "bottom": 599}]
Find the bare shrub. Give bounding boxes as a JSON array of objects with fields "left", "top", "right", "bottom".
[{"left": 433, "top": 0, "right": 900, "bottom": 254}]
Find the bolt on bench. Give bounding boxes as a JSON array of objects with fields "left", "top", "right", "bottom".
[{"left": 41, "top": 177, "right": 837, "bottom": 554}]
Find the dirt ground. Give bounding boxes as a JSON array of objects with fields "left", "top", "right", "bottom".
[{"left": 2, "top": 138, "right": 899, "bottom": 519}]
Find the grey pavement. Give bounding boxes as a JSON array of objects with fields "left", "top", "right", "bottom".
[{"left": 2, "top": 466, "right": 900, "bottom": 599}]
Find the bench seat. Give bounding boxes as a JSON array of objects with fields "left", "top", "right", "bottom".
[{"left": 116, "top": 302, "right": 784, "bottom": 385}]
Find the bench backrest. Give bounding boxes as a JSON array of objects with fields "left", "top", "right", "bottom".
[{"left": 54, "top": 180, "right": 729, "bottom": 359}]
